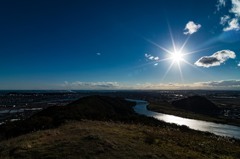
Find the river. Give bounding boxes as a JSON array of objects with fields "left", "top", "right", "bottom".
[{"left": 128, "top": 99, "right": 240, "bottom": 139}]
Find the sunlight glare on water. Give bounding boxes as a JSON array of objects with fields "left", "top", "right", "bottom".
[{"left": 128, "top": 99, "right": 240, "bottom": 139}]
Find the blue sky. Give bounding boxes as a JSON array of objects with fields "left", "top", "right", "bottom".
[{"left": 0, "top": 0, "right": 240, "bottom": 90}]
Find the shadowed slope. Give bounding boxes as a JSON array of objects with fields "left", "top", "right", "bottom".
[
  {"left": 35, "top": 95, "right": 136, "bottom": 121},
  {"left": 172, "top": 96, "right": 220, "bottom": 115},
  {"left": 0, "top": 96, "right": 170, "bottom": 139}
]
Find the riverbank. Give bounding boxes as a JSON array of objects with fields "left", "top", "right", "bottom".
[{"left": 147, "top": 101, "right": 240, "bottom": 127}]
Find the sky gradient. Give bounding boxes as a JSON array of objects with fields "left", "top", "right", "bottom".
[{"left": 0, "top": 0, "right": 240, "bottom": 90}]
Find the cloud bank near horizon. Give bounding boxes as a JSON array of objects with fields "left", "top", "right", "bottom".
[
  {"left": 63, "top": 81, "right": 120, "bottom": 90},
  {"left": 62, "top": 79, "right": 240, "bottom": 90},
  {"left": 199, "top": 80, "right": 240, "bottom": 87}
]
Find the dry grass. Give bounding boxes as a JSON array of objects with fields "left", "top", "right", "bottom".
[{"left": 0, "top": 120, "right": 239, "bottom": 159}]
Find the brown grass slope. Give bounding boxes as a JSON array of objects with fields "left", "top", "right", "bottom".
[{"left": 0, "top": 120, "right": 240, "bottom": 159}]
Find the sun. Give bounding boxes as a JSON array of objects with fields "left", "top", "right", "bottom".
[{"left": 170, "top": 51, "right": 184, "bottom": 63}]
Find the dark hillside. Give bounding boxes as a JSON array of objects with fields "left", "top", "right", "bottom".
[
  {"left": 172, "top": 96, "right": 221, "bottom": 115},
  {"left": 35, "top": 95, "right": 136, "bottom": 121},
  {"left": 0, "top": 96, "right": 170, "bottom": 139}
]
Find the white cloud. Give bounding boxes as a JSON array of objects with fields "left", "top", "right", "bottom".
[
  {"left": 218, "top": 0, "right": 240, "bottom": 31},
  {"left": 230, "top": 0, "right": 240, "bottom": 17},
  {"left": 145, "top": 54, "right": 159, "bottom": 61},
  {"left": 145, "top": 54, "right": 160, "bottom": 66},
  {"left": 220, "top": 15, "right": 230, "bottom": 25},
  {"left": 145, "top": 54, "right": 150, "bottom": 58},
  {"left": 216, "top": 0, "right": 226, "bottom": 11},
  {"left": 223, "top": 18, "right": 240, "bottom": 31},
  {"left": 149, "top": 56, "right": 154, "bottom": 60},
  {"left": 96, "top": 52, "right": 101, "bottom": 56},
  {"left": 183, "top": 21, "right": 201, "bottom": 35},
  {"left": 238, "top": 62, "right": 240, "bottom": 66},
  {"left": 194, "top": 50, "right": 236, "bottom": 67}
]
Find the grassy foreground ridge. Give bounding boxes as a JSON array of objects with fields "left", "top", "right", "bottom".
[
  {"left": 0, "top": 95, "right": 240, "bottom": 159},
  {"left": 1, "top": 120, "right": 240, "bottom": 159}
]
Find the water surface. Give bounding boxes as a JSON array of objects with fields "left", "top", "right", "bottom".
[{"left": 128, "top": 99, "right": 240, "bottom": 139}]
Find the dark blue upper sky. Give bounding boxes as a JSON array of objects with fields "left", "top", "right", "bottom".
[{"left": 0, "top": 0, "right": 240, "bottom": 90}]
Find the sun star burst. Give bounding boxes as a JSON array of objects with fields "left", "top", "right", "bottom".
[
  {"left": 170, "top": 51, "right": 184, "bottom": 63},
  {"left": 142, "top": 24, "right": 211, "bottom": 82}
]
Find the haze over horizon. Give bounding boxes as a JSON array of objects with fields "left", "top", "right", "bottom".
[{"left": 0, "top": 0, "right": 240, "bottom": 90}]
